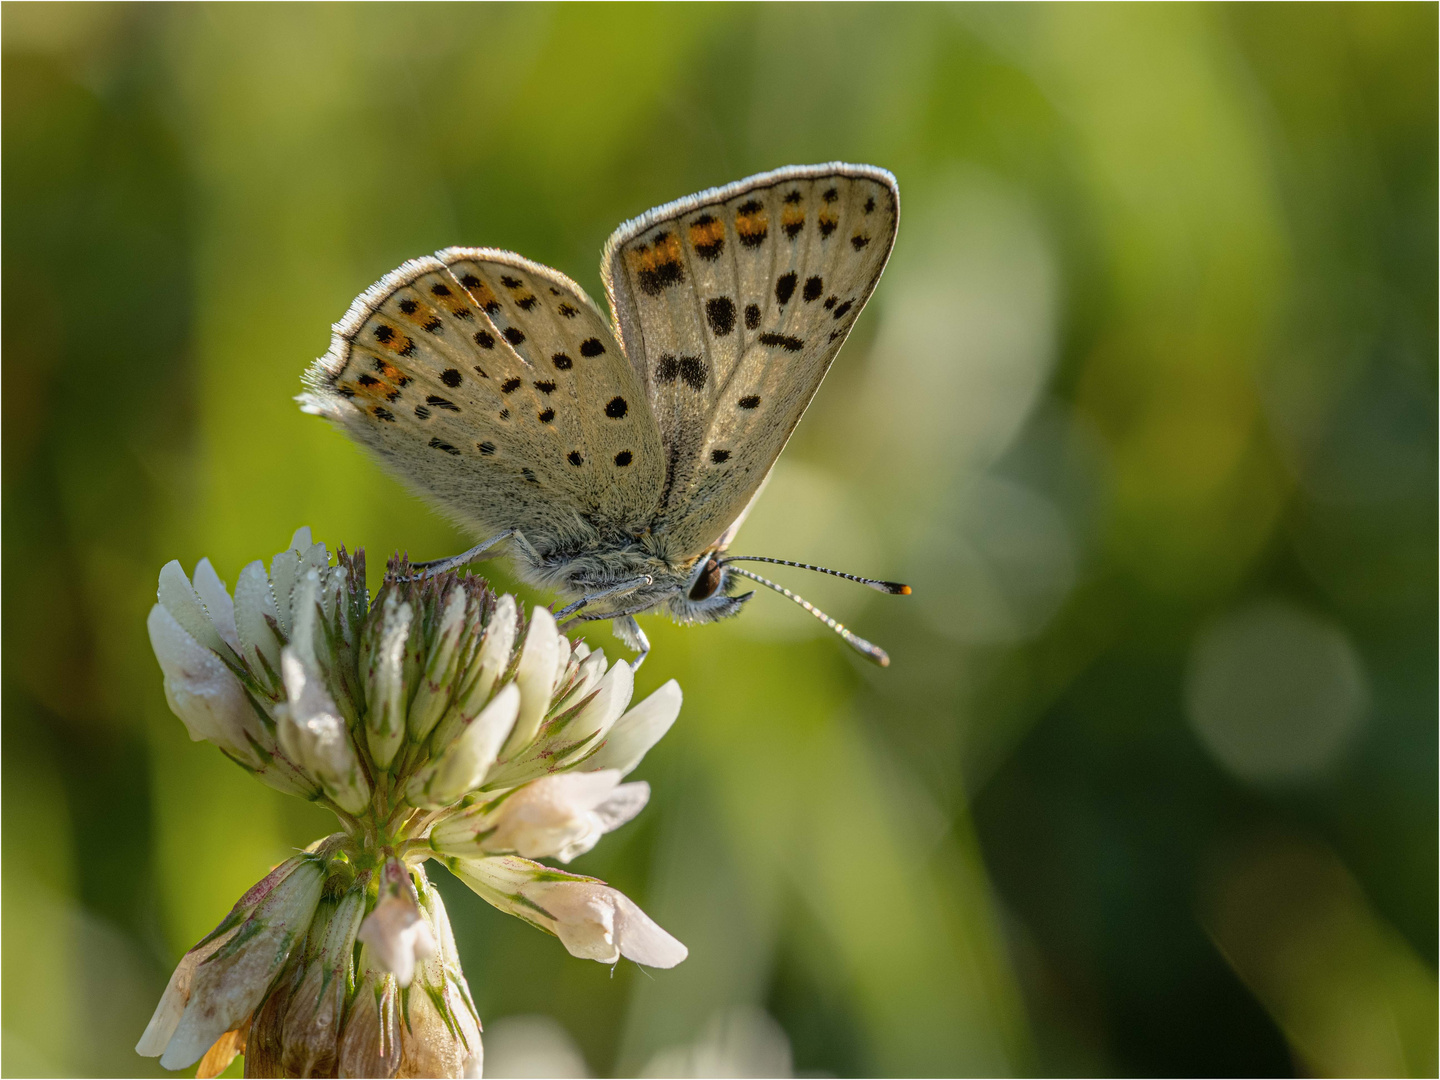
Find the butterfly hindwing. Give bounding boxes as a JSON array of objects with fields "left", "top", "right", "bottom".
[
  {"left": 602, "top": 164, "right": 899, "bottom": 559},
  {"left": 302, "top": 251, "right": 663, "bottom": 543}
]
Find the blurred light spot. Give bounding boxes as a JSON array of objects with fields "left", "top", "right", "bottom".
[
  {"left": 483, "top": 1014, "right": 590, "bottom": 1078},
  {"left": 730, "top": 460, "right": 881, "bottom": 643},
  {"left": 917, "top": 475, "right": 1076, "bottom": 645},
  {"left": 1185, "top": 599, "right": 1366, "bottom": 782},
  {"left": 641, "top": 1007, "right": 794, "bottom": 1078},
  {"left": 865, "top": 171, "right": 1058, "bottom": 486},
  {"left": 1202, "top": 837, "right": 1438, "bottom": 1076}
]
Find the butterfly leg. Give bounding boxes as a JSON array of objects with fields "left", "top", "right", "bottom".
[
  {"left": 554, "top": 575, "right": 654, "bottom": 621},
  {"left": 610, "top": 615, "right": 651, "bottom": 670},
  {"left": 408, "top": 528, "right": 522, "bottom": 578}
]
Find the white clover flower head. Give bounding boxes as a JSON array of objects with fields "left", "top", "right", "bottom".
[{"left": 139, "top": 528, "right": 686, "bottom": 1076}]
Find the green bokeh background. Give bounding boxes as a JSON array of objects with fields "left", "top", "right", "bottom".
[{"left": 3, "top": 4, "right": 1435, "bottom": 1076}]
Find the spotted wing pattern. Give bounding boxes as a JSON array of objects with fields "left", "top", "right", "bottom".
[
  {"left": 602, "top": 164, "right": 899, "bottom": 559},
  {"left": 301, "top": 249, "right": 664, "bottom": 546}
]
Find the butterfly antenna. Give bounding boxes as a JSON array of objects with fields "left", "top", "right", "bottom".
[
  {"left": 719, "top": 556, "right": 911, "bottom": 595},
  {"left": 725, "top": 566, "right": 891, "bottom": 667}
]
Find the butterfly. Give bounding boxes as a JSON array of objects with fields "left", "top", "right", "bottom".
[{"left": 300, "top": 163, "right": 910, "bottom": 665}]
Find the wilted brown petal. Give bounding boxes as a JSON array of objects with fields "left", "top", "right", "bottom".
[
  {"left": 338, "top": 970, "right": 402, "bottom": 1079},
  {"left": 197, "top": 1020, "right": 248, "bottom": 1079}
]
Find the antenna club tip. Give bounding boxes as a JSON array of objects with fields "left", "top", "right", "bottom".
[
  {"left": 874, "top": 650, "right": 891, "bottom": 667},
  {"left": 872, "top": 581, "right": 911, "bottom": 595}
]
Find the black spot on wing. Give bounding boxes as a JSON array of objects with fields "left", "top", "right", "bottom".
[
  {"left": 823, "top": 187, "right": 839, "bottom": 203},
  {"left": 430, "top": 283, "right": 452, "bottom": 297},
  {"left": 656, "top": 354, "right": 707, "bottom": 389},
  {"left": 441, "top": 368, "right": 462, "bottom": 387},
  {"left": 851, "top": 235, "right": 871, "bottom": 251},
  {"left": 803, "top": 276, "right": 823, "bottom": 302},
  {"left": 479, "top": 441, "right": 496, "bottom": 455},
  {"left": 539, "top": 408, "right": 555, "bottom": 423},
  {"left": 374, "top": 325, "right": 395, "bottom": 343},
  {"left": 833, "top": 300, "right": 853, "bottom": 320},
  {"left": 500, "top": 275, "right": 522, "bottom": 288},
  {"left": 534, "top": 380, "right": 557, "bottom": 394},
  {"left": 775, "top": 272, "right": 797, "bottom": 305},
  {"left": 503, "top": 327, "right": 525, "bottom": 346},
  {"left": 705, "top": 297, "right": 736, "bottom": 337},
  {"left": 399, "top": 299, "right": 418, "bottom": 314},
  {"left": 605, "top": 396, "right": 628, "bottom": 418},
  {"left": 558, "top": 303, "right": 579, "bottom": 318},
  {"left": 552, "top": 353, "right": 573, "bottom": 370},
  {"left": 679, "top": 356, "right": 708, "bottom": 390},
  {"left": 759, "top": 333, "right": 804, "bottom": 352},
  {"left": 414, "top": 405, "right": 431, "bottom": 419},
  {"left": 429, "top": 437, "right": 460, "bottom": 455},
  {"left": 744, "top": 303, "right": 760, "bottom": 330},
  {"left": 738, "top": 395, "right": 760, "bottom": 409},
  {"left": 864, "top": 195, "right": 876, "bottom": 214},
  {"left": 474, "top": 330, "right": 495, "bottom": 349},
  {"left": 710, "top": 449, "right": 731, "bottom": 464},
  {"left": 501, "top": 378, "right": 521, "bottom": 394},
  {"left": 637, "top": 259, "right": 684, "bottom": 296},
  {"left": 567, "top": 451, "right": 583, "bottom": 466},
  {"left": 426, "top": 395, "right": 461, "bottom": 412},
  {"left": 580, "top": 338, "right": 605, "bottom": 357},
  {"left": 614, "top": 450, "right": 632, "bottom": 467},
  {"left": 783, "top": 190, "right": 802, "bottom": 204},
  {"left": 516, "top": 294, "right": 538, "bottom": 311},
  {"left": 373, "top": 406, "right": 394, "bottom": 421}
]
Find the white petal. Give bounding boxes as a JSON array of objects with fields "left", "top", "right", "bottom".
[
  {"left": 269, "top": 548, "right": 302, "bottom": 637},
  {"left": 470, "top": 595, "right": 517, "bottom": 706},
  {"left": 233, "top": 560, "right": 283, "bottom": 690},
  {"left": 482, "top": 771, "right": 624, "bottom": 860},
  {"left": 148, "top": 604, "right": 260, "bottom": 762},
  {"left": 552, "top": 647, "right": 607, "bottom": 714},
  {"left": 191, "top": 558, "right": 240, "bottom": 655},
  {"left": 409, "top": 683, "right": 520, "bottom": 807},
  {"left": 364, "top": 594, "right": 412, "bottom": 769},
  {"left": 611, "top": 890, "right": 688, "bottom": 968},
  {"left": 567, "top": 658, "right": 633, "bottom": 748},
  {"left": 505, "top": 607, "right": 559, "bottom": 755},
  {"left": 543, "top": 887, "right": 621, "bottom": 964},
  {"left": 409, "top": 586, "right": 469, "bottom": 740},
  {"left": 157, "top": 560, "right": 233, "bottom": 660},
  {"left": 288, "top": 526, "right": 313, "bottom": 552},
  {"left": 582, "top": 680, "right": 682, "bottom": 776},
  {"left": 357, "top": 895, "right": 436, "bottom": 989},
  {"left": 591, "top": 781, "right": 651, "bottom": 833},
  {"left": 552, "top": 633, "right": 573, "bottom": 699},
  {"left": 278, "top": 649, "right": 369, "bottom": 814}
]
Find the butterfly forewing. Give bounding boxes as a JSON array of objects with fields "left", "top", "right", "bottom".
[
  {"left": 302, "top": 251, "right": 663, "bottom": 543},
  {"left": 602, "top": 164, "right": 898, "bottom": 558}
]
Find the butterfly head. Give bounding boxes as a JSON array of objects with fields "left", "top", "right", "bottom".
[{"left": 665, "top": 552, "right": 752, "bottom": 624}]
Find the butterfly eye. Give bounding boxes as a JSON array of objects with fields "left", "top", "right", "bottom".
[{"left": 688, "top": 556, "right": 724, "bottom": 601}]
